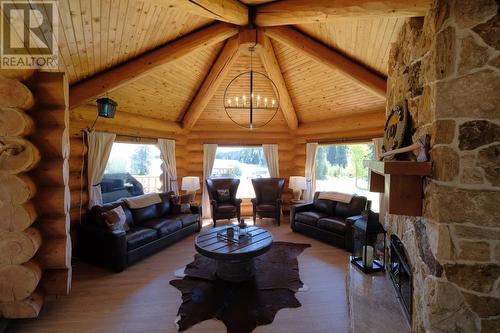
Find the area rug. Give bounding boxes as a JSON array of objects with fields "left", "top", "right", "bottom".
[{"left": 169, "top": 241, "right": 311, "bottom": 333}]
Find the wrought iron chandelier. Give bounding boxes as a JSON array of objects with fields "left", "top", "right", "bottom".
[{"left": 223, "top": 46, "right": 279, "bottom": 129}]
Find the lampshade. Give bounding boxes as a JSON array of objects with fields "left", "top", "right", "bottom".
[
  {"left": 181, "top": 176, "right": 200, "bottom": 191},
  {"left": 289, "top": 176, "right": 306, "bottom": 190}
]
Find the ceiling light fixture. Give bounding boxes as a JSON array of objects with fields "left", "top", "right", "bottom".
[{"left": 223, "top": 44, "right": 279, "bottom": 129}]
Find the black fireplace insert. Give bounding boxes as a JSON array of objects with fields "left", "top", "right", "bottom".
[{"left": 389, "top": 234, "right": 413, "bottom": 324}]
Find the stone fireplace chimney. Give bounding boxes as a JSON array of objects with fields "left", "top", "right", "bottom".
[{"left": 385, "top": 0, "right": 499, "bottom": 332}]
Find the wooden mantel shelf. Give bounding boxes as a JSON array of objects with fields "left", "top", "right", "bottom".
[{"left": 364, "top": 160, "right": 432, "bottom": 217}]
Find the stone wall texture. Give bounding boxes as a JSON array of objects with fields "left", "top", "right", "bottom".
[{"left": 385, "top": 1, "right": 500, "bottom": 332}]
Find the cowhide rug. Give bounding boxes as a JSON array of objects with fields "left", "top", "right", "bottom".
[{"left": 170, "top": 241, "right": 311, "bottom": 333}]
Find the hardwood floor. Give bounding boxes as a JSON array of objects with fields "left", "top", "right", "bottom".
[{"left": 8, "top": 219, "right": 350, "bottom": 333}]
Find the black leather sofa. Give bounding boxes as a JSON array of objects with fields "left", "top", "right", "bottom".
[
  {"left": 290, "top": 192, "right": 367, "bottom": 251},
  {"left": 77, "top": 192, "right": 201, "bottom": 272}
]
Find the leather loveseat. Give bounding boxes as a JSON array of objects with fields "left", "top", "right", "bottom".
[
  {"left": 290, "top": 192, "right": 367, "bottom": 251},
  {"left": 77, "top": 192, "right": 201, "bottom": 272}
]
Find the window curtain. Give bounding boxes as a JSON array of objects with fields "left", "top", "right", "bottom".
[
  {"left": 202, "top": 144, "right": 218, "bottom": 218},
  {"left": 157, "top": 138, "right": 178, "bottom": 195},
  {"left": 86, "top": 131, "right": 116, "bottom": 208},
  {"left": 262, "top": 144, "right": 279, "bottom": 177},
  {"left": 304, "top": 142, "right": 318, "bottom": 201}
]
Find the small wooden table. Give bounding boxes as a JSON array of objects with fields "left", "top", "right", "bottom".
[{"left": 194, "top": 226, "right": 273, "bottom": 282}]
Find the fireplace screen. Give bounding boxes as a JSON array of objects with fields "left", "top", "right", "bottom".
[{"left": 389, "top": 235, "right": 413, "bottom": 324}]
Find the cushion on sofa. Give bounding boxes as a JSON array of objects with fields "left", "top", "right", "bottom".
[
  {"left": 317, "top": 217, "right": 347, "bottom": 233},
  {"left": 139, "top": 218, "right": 182, "bottom": 237},
  {"left": 313, "top": 199, "right": 336, "bottom": 216},
  {"left": 130, "top": 205, "right": 159, "bottom": 224},
  {"left": 256, "top": 204, "right": 276, "bottom": 212},
  {"left": 217, "top": 189, "right": 231, "bottom": 202},
  {"left": 91, "top": 201, "right": 134, "bottom": 228},
  {"left": 172, "top": 214, "right": 199, "bottom": 228},
  {"left": 126, "top": 227, "right": 158, "bottom": 250},
  {"left": 295, "top": 211, "right": 328, "bottom": 226},
  {"left": 156, "top": 193, "right": 173, "bottom": 216},
  {"left": 217, "top": 204, "right": 237, "bottom": 214},
  {"left": 102, "top": 205, "right": 130, "bottom": 232},
  {"left": 335, "top": 196, "right": 367, "bottom": 219}
]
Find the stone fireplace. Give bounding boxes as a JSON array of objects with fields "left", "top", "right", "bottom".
[
  {"left": 389, "top": 235, "right": 413, "bottom": 324},
  {"left": 385, "top": 0, "right": 500, "bottom": 332}
]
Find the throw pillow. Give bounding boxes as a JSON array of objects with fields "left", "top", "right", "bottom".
[
  {"left": 217, "top": 189, "right": 230, "bottom": 202},
  {"left": 102, "top": 206, "right": 130, "bottom": 232},
  {"left": 180, "top": 203, "right": 191, "bottom": 213}
]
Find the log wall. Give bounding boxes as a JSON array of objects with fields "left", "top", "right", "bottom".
[{"left": 0, "top": 71, "right": 70, "bottom": 318}]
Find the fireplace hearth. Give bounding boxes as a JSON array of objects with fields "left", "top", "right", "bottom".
[{"left": 389, "top": 235, "right": 413, "bottom": 324}]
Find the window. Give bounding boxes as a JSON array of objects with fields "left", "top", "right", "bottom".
[
  {"left": 211, "top": 147, "right": 269, "bottom": 198},
  {"left": 102, "top": 142, "right": 163, "bottom": 203},
  {"left": 315, "top": 143, "right": 380, "bottom": 212}
]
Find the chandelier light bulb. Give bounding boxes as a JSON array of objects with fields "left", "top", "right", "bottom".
[
  {"left": 227, "top": 99, "right": 231, "bottom": 107},
  {"left": 242, "top": 95, "right": 246, "bottom": 107},
  {"left": 257, "top": 95, "right": 260, "bottom": 107},
  {"left": 272, "top": 99, "right": 275, "bottom": 107},
  {"left": 264, "top": 97, "right": 268, "bottom": 107}
]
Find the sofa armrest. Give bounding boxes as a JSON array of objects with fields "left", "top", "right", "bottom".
[
  {"left": 189, "top": 203, "right": 202, "bottom": 215},
  {"left": 233, "top": 198, "right": 242, "bottom": 206},
  {"left": 251, "top": 198, "right": 257, "bottom": 205},
  {"left": 292, "top": 202, "right": 314, "bottom": 213},
  {"left": 77, "top": 224, "right": 127, "bottom": 272},
  {"left": 290, "top": 203, "right": 313, "bottom": 230},
  {"left": 210, "top": 199, "right": 218, "bottom": 209}
]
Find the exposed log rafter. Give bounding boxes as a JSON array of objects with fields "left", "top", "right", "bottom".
[
  {"left": 256, "top": 33, "right": 298, "bottom": 130},
  {"left": 255, "top": 0, "right": 431, "bottom": 26},
  {"left": 182, "top": 35, "right": 241, "bottom": 129},
  {"left": 69, "top": 22, "right": 239, "bottom": 109},
  {"left": 149, "top": 0, "right": 249, "bottom": 26},
  {"left": 264, "top": 26, "right": 387, "bottom": 99}
]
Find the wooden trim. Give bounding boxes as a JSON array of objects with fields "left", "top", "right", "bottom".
[
  {"left": 148, "top": 0, "right": 248, "bottom": 26},
  {"left": 256, "top": 33, "right": 299, "bottom": 130},
  {"left": 264, "top": 26, "right": 387, "bottom": 98},
  {"left": 69, "top": 22, "right": 239, "bottom": 109},
  {"left": 182, "top": 36, "right": 241, "bottom": 129},
  {"left": 255, "top": 0, "right": 431, "bottom": 26}
]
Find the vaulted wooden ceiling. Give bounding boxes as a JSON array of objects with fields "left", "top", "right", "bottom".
[{"left": 51, "top": 0, "right": 428, "bottom": 131}]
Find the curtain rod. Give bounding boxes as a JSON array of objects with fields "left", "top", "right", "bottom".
[{"left": 114, "top": 134, "right": 176, "bottom": 143}]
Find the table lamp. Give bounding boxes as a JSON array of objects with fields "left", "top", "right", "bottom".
[
  {"left": 289, "top": 176, "right": 306, "bottom": 200},
  {"left": 181, "top": 176, "right": 200, "bottom": 202}
]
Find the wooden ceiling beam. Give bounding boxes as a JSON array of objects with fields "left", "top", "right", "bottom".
[
  {"left": 182, "top": 35, "right": 241, "bottom": 129},
  {"left": 264, "top": 26, "right": 387, "bottom": 99},
  {"left": 69, "top": 22, "right": 239, "bottom": 109},
  {"left": 295, "top": 110, "right": 385, "bottom": 135},
  {"left": 256, "top": 33, "right": 299, "bottom": 130},
  {"left": 72, "top": 105, "right": 183, "bottom": 134},
  {"left": 254, "top": 0, "right": 431, "bottom": 26},
  {"left": 148, "top": 0, "right": 249, "bottom": 25}
]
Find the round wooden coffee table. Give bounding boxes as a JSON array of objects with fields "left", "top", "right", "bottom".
[{"left": 195, "top": 225, "right": 273, "bottom": 282}]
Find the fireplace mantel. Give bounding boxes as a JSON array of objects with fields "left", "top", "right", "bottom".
[{"left": 365, "top": 160, "right": 432, "bottom": 216}]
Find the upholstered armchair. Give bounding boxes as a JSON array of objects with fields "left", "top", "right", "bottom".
[
  {"left": 205, "top": 178, "right": 242, "bottom": 227},
  {"left": 251, "top": 178, "right": 285, "bottom": 226}
]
